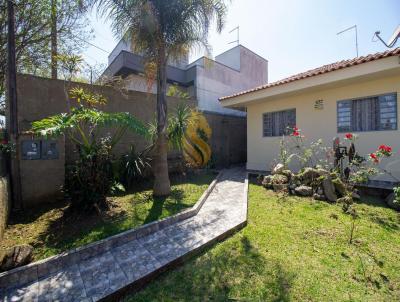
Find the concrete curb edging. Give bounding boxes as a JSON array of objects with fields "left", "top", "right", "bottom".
[
  {"left": 0, "top": 171, "right": 223, "bottom": 289},
  {"left": 100, "top": 171, "right": 250, "bottom": 301}
]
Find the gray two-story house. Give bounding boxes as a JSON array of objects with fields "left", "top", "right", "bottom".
[{"left": 104, "top": 39, "right": 268, "bottom": 117}]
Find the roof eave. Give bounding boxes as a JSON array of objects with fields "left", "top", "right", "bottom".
[{"left": 220, "top": 55, "right": 400, "bottom": 108}]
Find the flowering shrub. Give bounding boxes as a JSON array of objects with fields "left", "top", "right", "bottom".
[
  {"left": 290, "top": 126, "right": 303, "bottom": 137},
  {"left": 377, "top": 145, "right": 392, "bottom": 157},
  {"left": 273, "top": 128, "right": 397, "bottom": 201},
  {"left": 276, "top": 126, "right": 331, "bottom": 170}
]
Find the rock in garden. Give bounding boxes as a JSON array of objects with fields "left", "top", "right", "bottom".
[
  {"left": 385, "top": 193, "right": 400, "bottom": 211},
  {"left": 271, "top": 174, "right": 289, "bottom": 185},
  {"left": 313, "top": 193, "right": 326, "bottom": 201},
  {"left": 299, "top": 168, "right": 320, "bottom": 185},
  {"left": 295, "top": 185, "right": 313, "bottom": 197},
  {"left": 273, "top": 184, "right": 288, "bottom": 192},
  {"left": 332, "top": 178, "right": 346, "bottom": 197},
  {"left": 352, "top": 192, "right": 361, "bottom": 200},
  {"left": 272, "top": 163, "right": 285, "bottom": 175},
  {"left": 262, "top": 175, "right": 273, "bottom": 188},
  {"left": 0, "top": 245, "right": 33, "bottom": 272},
  {"left": 281, "top": 170, "right": 293, "bottom": 179},
  {"left": 322, "top": 177, "right": 337, "bottom": 202},
  {"left": 316, "top": 168, "right": 330, "bottom": 176}
]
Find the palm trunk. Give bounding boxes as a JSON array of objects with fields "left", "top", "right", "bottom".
[
  {"left": 50, "top": 0, "right": 57, "bottom": 79},
  {"left": 153, "top": 47, "right": 171, "bottom": 196}
]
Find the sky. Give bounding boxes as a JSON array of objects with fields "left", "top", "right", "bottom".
[{"left": 83, "top": 0, "right": 400, "bottom": 83}]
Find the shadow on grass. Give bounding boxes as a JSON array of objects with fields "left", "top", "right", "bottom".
[
  {"left": 143, "top": 188, "right": 185, "bottom": 224},
  {"left": 355, "top": 195, "right": 400, "bottom": 232},
  {"left": 127, "top": 235, "right": 296, "bottom": 302}
]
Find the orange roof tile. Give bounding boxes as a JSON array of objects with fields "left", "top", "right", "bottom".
[{"left": 220, "top": 47, "right": 400, "bottom": 101}]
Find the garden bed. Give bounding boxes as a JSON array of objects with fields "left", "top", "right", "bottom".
[
  {"left": 1, "top": 172, "right": 216, "bottom": 262},
  {"left": 125, "top": 181, "right": 400, "bottom": 301}
]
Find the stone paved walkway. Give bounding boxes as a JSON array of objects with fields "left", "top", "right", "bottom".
[{"left": 1, "top": 167, "right": 247, "bottom": 301}]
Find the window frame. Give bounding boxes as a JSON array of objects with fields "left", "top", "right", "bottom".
[
  {"left": 262, "top": 108, "right": 296, "bottom": 137},
  {"left": 337, "top": 92, "right": 398, "bottom": 133}
]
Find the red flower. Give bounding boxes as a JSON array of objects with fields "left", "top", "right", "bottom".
[
  {"left": 345, "top": 133, "right": 353, "bottom": 140},
  {"left": 370, "top": 153, "right": 379, "bottom": 163},
  {"left": 377, "top": 144, "right": 393, "bottom": 157},
  {"left": 0, "top": 140, "right": 7, "bottom": 145},
  {"left": 379, "top": 145, "right": 392, "bottom": 153},
  {"left": 293, "top": 126, "right": 299, "bottom": 131},
  {"left": 292, "top": 131, "right": 300, "bottom": 137}
]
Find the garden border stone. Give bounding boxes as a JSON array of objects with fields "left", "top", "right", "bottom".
[{"left": 0, "top": 171, "right": 223, "bottom": 289}]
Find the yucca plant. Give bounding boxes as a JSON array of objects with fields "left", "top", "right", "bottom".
[{"left": 119, "top": 146, "right": 151, "bottom": 190}]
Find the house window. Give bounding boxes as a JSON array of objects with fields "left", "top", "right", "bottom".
[
  {"left": 337, "top": 93, "right": 397, "bottom": 132},
  {"left": 263, "top": 109, "right": 296, "bottom": 137}
]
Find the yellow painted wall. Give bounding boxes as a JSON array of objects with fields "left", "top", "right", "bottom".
[{"left": 247, "top": 74, "right": 400, "bottom": 181}]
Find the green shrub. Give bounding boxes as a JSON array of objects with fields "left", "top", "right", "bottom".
[
  {"left": 65, "top": 137, "right": 114, "bottom": 210},
  {"left": 119, "top": 146, "right": 151, "bottom": 190}
]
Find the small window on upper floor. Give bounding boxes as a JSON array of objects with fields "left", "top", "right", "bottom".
[
  {"left": 337, "top": 93, "right": 397, "bottom": 133},
  {"left": 263, "top": 109, "right": 296, "bottom": 137}
]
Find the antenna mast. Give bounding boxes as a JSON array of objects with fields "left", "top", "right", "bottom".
[
  {"left": 337, "top": 25, "right": 358, "bottom": 57},
  {"left": 373, "top": 25, "right": 400, "bottom": 48},
  {"left": 228, "top": 26, "right": 239, "bottom": 46}
]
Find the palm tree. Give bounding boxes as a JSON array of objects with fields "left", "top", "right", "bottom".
[{"left": 93, "top": 0, "right": 227, "bottom": 196}]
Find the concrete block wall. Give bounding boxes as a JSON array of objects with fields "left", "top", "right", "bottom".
[{"left": 11, "top": 75, "right": 246, "bottom": 207}]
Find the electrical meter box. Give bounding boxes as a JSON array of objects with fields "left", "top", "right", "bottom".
[
  {"left": 21, "top": 140, "right": 41, "bottom": 160},
  {"left": 21, "top": 140, "right": 59, "bottom": 160},
  {"left": 41, "top": 140, "right": 59, "bottom": 160}
]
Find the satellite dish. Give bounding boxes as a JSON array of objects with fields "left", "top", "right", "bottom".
[{"left": 374, "top": 25, "right": 400, "bottom": 48}]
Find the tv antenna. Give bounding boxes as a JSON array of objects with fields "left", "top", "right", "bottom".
[
  {"left": 337, "top": 25, "right": 358, "bottom": 57},
  {"left": 373, "top": 25, "right": 400, "bottom": 48},
  {"left": 228, "top": 26, "right": 239, "bottom": 45}
]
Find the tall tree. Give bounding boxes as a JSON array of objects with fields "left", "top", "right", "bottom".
[
  {"left": 0, "top": 0, "right": 91, "bottom": 102},
  {"left": 94, "top": 0, "right": 227, "bottom": 196},
  {"left": 50, "top": 0, "right": 58, "bottom": 79}
]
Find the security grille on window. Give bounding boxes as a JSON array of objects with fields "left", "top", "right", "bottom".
[
  {"left": 263, "top": 109, "right": 296, "bottom": 137},
  {"left": 337, "top": 93, "right": 397, "bottom": 132}
]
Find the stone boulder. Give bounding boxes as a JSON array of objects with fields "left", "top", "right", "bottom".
[
  {"left": 273, "top": 184, "right": 289, "bottom": 193},
  {"left": 271, "top": 174, "right": 289, "bottom": 185},
  {"left": 298, "top": 168, "right": 323, "bottom": 185},
  {"left": 385, "top": 193, "right": 400, "bottom": 211},
  {"left": 332, "top": 178, "right": 347, "bottom": 197},
  {"left": 0, "top": 245, "right": 33, "bottom": 272},
  {"left": 313, "top": 193, "right": 326, "bottom": 201},
  {"left": 352, "top": 192, "right": 361, "bottom": 200},
  {"left": 281, "top": 170, "right": 293, "bottom": 179},
  {"left": 272, "top": 163, "right": 285, "bottom": 175},
  {"left": 295, "top": 185, "right": 313, "bottom": 197},
  {"left": 322, "top": 176, "right": 337, "bottom": 202},
  {"left": 262, "top": 175, "right": 273, "bottom": 189}
]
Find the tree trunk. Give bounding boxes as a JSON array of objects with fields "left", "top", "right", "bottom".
[
  {"left": 153, "top": 47, "right": 171, "bottom": 196},
  {"left": 50, "top": 0, "right": 57, "bottom": 79}
]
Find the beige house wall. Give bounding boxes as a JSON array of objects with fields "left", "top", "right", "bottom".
[{"left": 246, "top": 74, "right": 400, "bottom": 181}]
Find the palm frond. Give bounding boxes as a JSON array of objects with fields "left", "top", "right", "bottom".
[
  {"left": 168, "top": 103, "right": 192, "bottom": 150},
  {"left": 32, "top": 107, "right": 149, "bottom": 138}
]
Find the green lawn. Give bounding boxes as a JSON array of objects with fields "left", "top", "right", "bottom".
[
  {"left": 1, "top": 172, "right": 215, "bottom": 261},
  {"left": 126, "top": 182, "right": 400, "bottom": 302}
]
